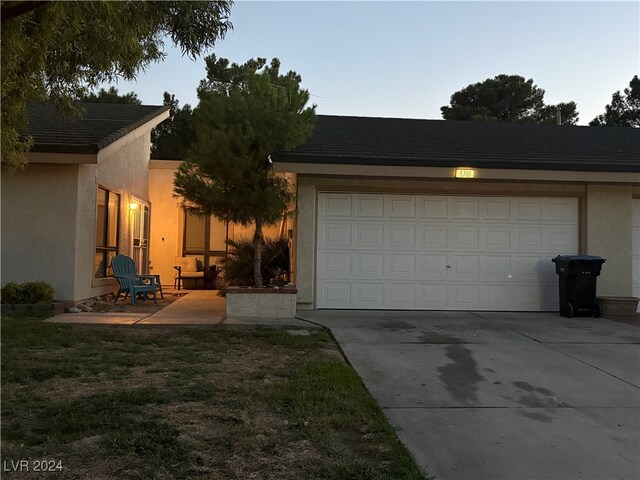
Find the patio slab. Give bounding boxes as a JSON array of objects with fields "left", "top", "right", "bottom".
[
  {"left": 46, "top": 313, "right": 146, "bottom": 324},
  {"left": 136, "top": 290, "right": 225, "bottom": 324}
]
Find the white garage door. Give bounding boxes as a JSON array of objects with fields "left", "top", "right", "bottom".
[
  {"left": 633, "top": 199, "right": 640, "bottom": 309},
  {"left": 316, "top": 193, "right": 579, "bottom": 311}
]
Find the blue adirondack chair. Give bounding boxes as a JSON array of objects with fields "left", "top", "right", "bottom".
[{"left": 110, "top": 255, "right": 163, "bottom": 304}]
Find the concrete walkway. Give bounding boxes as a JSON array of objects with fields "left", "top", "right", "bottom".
[
  {"left": 298, "top": 310, "right": 640, "bottom": 480},
  {"left": 48, "top": 290, "right": 315, "bottom": 327}
]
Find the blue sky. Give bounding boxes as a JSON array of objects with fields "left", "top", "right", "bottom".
[{"left": 112, "top": 1, "right": 639, "bottom": 125}]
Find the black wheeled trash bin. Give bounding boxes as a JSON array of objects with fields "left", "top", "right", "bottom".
[{"left": 552, "top": 255, "right": 606, "bottom": 318}]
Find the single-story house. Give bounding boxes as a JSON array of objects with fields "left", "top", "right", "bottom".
[
  {"left": 3, "top": 108, "right": 639, "bottom": 314},
  {"left": 1, "top": 103, "right": 170, "bottom": 301},
  {"left": 271, "top": 115, "right": 640, "bottom": 311}
]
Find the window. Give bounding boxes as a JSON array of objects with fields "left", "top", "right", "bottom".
[
  {"left": 183, "top": 211, "right": 228, "bottom": 268},
  {"left": 95, "top": 187, "right": 120, "bottom": 278}
]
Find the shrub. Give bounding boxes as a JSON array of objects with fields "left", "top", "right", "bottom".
[
  {"left": 1, "top": 282, "right": 21, "bottom": 304},
  {"left": 222, "top": 236, "right": 290, "bottom": 287},
  {"left": 1, "top": 281, "right": 55, "bottom": 304}
]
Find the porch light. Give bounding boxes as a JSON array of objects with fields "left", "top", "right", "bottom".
[
  {"left": 455, "top": 168, "right": 475, "bottom": 179},
  {"left": 129, "top": 202, "right": 139, "bottom": 210}
]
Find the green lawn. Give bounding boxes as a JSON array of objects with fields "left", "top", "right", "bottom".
[{"left": 1, "top": 314, "right": 428, "bottom": 480}]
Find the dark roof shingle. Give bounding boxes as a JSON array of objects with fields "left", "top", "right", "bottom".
[
  {"left": 273, "top": 115, "right": 640, "bottom": 172},
  {"left": 28, "top": 103, "right": 170, "bottom": 154}
]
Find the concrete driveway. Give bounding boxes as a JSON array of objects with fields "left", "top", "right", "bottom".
[{"left": 297, "top": 310, "right": 640, "bottom": 480}]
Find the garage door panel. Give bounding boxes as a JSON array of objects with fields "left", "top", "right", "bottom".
[
  {"left": 513, "top": 227, "right": 544, "bottom": 252},
  {"left": 448, "top": 255, "right": 479, "bottom": 280},
  {"left": 416, "top": 284, "right": 448, "bottom": 308},
  {"left": 353, "top": 253, "right": 383, "bottom": 279},
  {"left": 481, "top": 227, "right": 511, "bottom": 250},
  {"left": 512, "top": 198, "right": 543, "bottom": 221},
  {"left": 547, "top": 227, "right": 578, "bottom": 252},
  {"left": 385, "top": 195, "right": 415, "bottom": 218},
  {"left": 448, "top": 284, "right": 480, "bottom": 309},
  {"left": 481, "top": 197, "right": 511, "bottom": 220},
  {"left": 547, "top": 198, "right": 579, "bottom": 222},
  {"left": 321, "top": 193, "right": 352, "bottom": 217},
  {"left": 354, "top": 223, "right": 384, "bottom": 249},
  {"left": 385, "top": 283, "right": 416, "bottom": 308},
  {"left": 354, "top": 283, "right": 384, "bottom": 308},
  {"left": 386, "top": 254, "right": 416, "bottom": 279},
  {"left": 417, "top": 196, "right": 447, "bottom": 219},
  {"left": 449, "top": 225, "right": 480, "bottom": 250},
  {"left": 416, "top": 254, "right": 448, "bottom": 280},
  {"left": 449, "top": 196, "right": 480, "bottom": 220},
  {"left": 316, "top": 193, "right": 578, "bottom": 311},
  {"left": 480, "top": 256, "right": 511, "bottom": 281},
  {"left": 544, "top": 285, "right": 560, "bottom": 310},
  {"left": 481, "top": 284, "right": 514, "bottom": 310},
  {"left": 417, "top": 224, "right": 447, "bottom": 249},
  {"left": 318, "top": 282, "right": 352, "bottom": 308},
  {"left": 514, "top": 285, "right": 542, "bottom": 310},
  {"left": 512, "top": 256, "right": 549, "bottom": 282},
  {"left": 317, "top": 252, "right": 351, "bottom": 278},
  {"left": 355, "top": 194, "right": 384, "bottom": 217},
  {"left": 318, "top": 222, "right": 352, "bottom": 249},
  {"left": 386, "top": 224, "right": 415, "bottom": 248}
]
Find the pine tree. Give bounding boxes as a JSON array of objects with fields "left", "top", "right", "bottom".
[
  {"left": 174, "top": 56, "right": 316, "bottom": 286},
  {"left": 590, "top": 75, "right": 640, "bottom": 127}
]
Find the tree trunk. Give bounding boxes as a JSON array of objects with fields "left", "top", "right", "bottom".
[{"left": 253, "top": 220, "right": 263, "bottom": 287}]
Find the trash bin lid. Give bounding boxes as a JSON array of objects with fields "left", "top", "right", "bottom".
[{"left": 552, "top": 255, "right": 606, "bottom": 262}]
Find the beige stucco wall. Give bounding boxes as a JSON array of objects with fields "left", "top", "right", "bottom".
[
  {"left": 294, "top": 175, "right": 637, "bottom": 309},
  {"left": 148, "top": 161, "right": 183, "bottom": 285},
  {"left": 585, "top": 184, "right": 634, "bottom": 296},
  {"left": 2, "top": 132, "right": 154, "bottom": 302},
  {"left": 226, "top": 292, "right": 297, "bottom": 317},
  {"left": 1, "top": 164, "right": 80, "bottom": 300},
  {"left": 72, "top": 133, "right": 152, "bottom": 301}
]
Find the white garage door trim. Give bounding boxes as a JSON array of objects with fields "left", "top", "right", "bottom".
[
  {"left": 316, "top": 193, "right": 579, "bottom": 311},
  {"left": 633, "top": 199, "right": 640, "bottom": 310}
]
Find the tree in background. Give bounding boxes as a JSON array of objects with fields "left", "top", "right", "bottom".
[
  {"left": 79, "top": 86, "right": 141, "bottom": 105},
  {"left": 1, "top": 0, "right": 232, "bottom": 171},
  {"left": 590, "top": 75, "right": 640, "bottom": 127},
  {"left": 174, "top": 56, "right": 316, "bottom": 287},
  {"left": 441, "top": 74, "right": 578, "bottom": 125},
  {"left": 151, "top": 93, "right": 195, "bottom": 160}
]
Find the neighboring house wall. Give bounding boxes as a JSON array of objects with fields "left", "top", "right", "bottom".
[
  {"left": 1, "top": 164, "right": 80, "bottom": 300},
  {"left": 294, "top": 175, "right": 635, "bottom": 310}
]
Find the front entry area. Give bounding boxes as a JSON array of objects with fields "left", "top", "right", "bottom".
[{"left": 316, "top": 193, "right": 579, "bottom": 311}]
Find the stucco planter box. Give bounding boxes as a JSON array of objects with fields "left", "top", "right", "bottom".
[
  {"left": 596, "top": 296, "right": 639, "bottom": 316},
  {"left": 225, "top": 286, "right": 298, "bottom": 318}
]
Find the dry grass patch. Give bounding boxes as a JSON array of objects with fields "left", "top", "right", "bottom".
[{"left": 1, "top": 315, "right": 428, "bottom": 479}]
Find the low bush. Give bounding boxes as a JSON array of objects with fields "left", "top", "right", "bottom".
[
  {"left": 1, "top": 281, "right": 55, "bottom": 304},
  {"left": 221, "top": 236, "right": 290, "bottom": 287}
]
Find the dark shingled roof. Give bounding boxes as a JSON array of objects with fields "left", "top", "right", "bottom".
[
  {"left": 273, "top": 115, "right": 640, "bottom": 173},
  {"left": 28, "top": 103, "right": 170, "bottom": 154}
]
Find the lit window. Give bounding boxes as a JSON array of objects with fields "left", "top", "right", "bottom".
[{"left": 95, "top": 187, "right": 120, "bottom": 277}]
